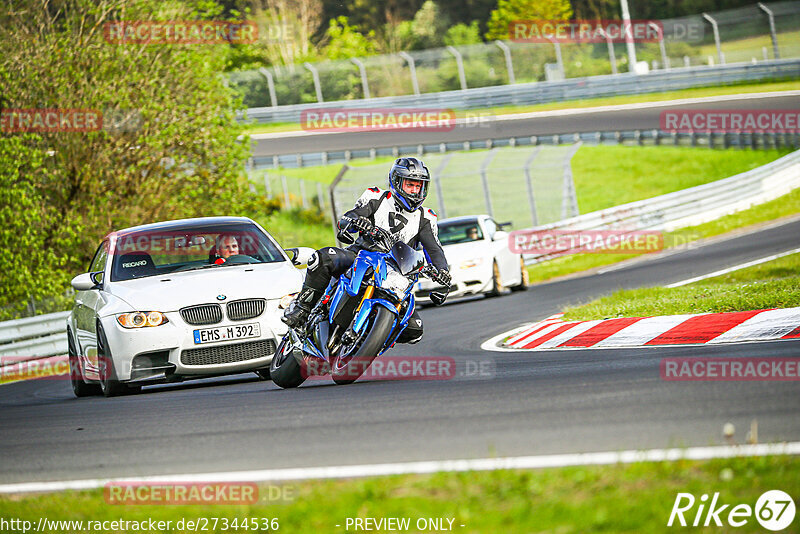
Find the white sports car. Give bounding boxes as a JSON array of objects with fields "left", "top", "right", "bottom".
[
  {"left": 415, "top": 215, "right": 527, "bottom": 303},
  {"left": 67, "top": 216, "right": 312, "bottom": 397}
]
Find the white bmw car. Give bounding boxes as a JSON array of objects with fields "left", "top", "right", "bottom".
[
  {"left": 415, "top": 215, "right": 527, "bottom": 303},
  {"left": 67, "top": 216, "right": 312, "bottom": 397}
]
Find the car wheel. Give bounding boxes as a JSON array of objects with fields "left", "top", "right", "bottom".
[
  {"left": 510, "top": 257, "right": 529, "bottom": 292},
  {"left": 68, "top": 329, "right": 101, "bottom": 397},
  {"left": 486, "top": 261, "right": 505, "bottom": 297},
  {"left": 97, "top": 324, "right": 141, "bottom": 398}
]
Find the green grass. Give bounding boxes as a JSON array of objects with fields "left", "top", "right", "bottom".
[
  {"left": 242, "top": 78, "right": 800, "bottom": 135},
  {"left": 571, "top": 146, "right": 791, "bottom": 213},
  {"left": 2, "top": 455, "right": 797, "bottom": 533},
  {"left": 699, "top": 30, "right": 800, "bottom": 62},
  {"left": 562, "top": 251, "right": 800, "bottom": 321}
]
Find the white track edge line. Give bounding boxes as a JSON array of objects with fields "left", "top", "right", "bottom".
[
  {"left": 666, "top": 247, "right": 800, "bottom": 288},
  {"left": 2, "top": 442, "right": 798, "bottom": 494}
]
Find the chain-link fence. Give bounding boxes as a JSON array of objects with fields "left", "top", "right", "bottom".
[
  {"left": 329, "top": 145, "right": 580, "bottom": 232},
  {"left": 232, "top": 2, "right": 800, "bottom": 108},
  {"left": 249, "top": 170, "right": 329, "bottom": 212}
]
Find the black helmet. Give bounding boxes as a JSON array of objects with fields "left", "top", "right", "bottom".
[{"left": 388, "top": 157, "right": 430, "bottom": 211}]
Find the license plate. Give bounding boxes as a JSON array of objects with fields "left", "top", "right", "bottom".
[{"left": 193, "top": 323, "right": 260, "bottom": 344}]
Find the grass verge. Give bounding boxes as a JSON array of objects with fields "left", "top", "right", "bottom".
[
  {"left": 243, "top": 79, "right": 799, "bottom": 135},
  {"left": 1, "top": 455, "right": 797, "bottom": 533},
  {"left": 561, "top": 251, "right": 800, "bottom": 321}
]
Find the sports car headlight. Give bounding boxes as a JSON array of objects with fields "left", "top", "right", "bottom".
[
  {"left": 382, "top": 269, "right": 411, "bottom": 298},
  {"left": 460, "top": 258, "right": 484, "bottom": 269},
  {"left": 279, "top": 293, "right": 298, "bottom": 309},
  {"left": 116, "top": 311, "right": 168, "bottom": 328}
]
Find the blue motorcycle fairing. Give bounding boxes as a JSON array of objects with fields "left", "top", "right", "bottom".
[
  {"left": 384, "top": 293, "right": 416, "bottom": 348},
  {"left": 353, "top": 298, "right": 398, "bottom": 333}
]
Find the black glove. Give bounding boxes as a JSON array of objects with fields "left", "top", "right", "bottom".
[
  {"left": 350, "top": 216, "right": 373, "bottom": 234},
  {"left": 368, "top": 226, "right": 393, "bottom": 245},
  {"left": 432, "top": 269, "right": 451, "bottom": 287}
]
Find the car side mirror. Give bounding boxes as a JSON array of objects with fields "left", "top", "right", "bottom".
[
  {"left": 493, "top": 230, "right": 509, "bottom": 242},
  {"left": 285, "top": 247, "right": 316, "bottom": 267},
  {"left": 71, "top": 272, "right": 102, "bottom": 291}
]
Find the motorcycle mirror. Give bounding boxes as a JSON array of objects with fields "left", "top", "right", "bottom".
[{"left": 429, "top": 291, "right": 447, "bottom": 306}]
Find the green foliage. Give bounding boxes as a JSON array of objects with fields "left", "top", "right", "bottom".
[
  {"left": 323, "top": 16, "right": 377, "bottom": 60},
  {"left": 0, "top": 0, "right": 250, "bottom": 314},
  {"left": 485, "top": 0, "right": 574, "bottom": 41},
  {"left": 410, "top": 1, "right": 450, "bottom": 49},
  {"left": 444, "top": 21, "right": 483, "bottom": 46}
]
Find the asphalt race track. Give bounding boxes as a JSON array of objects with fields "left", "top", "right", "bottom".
[
  {"left": 252, "top": 93, "right": 800, "bottom": 156},
  {"left": 1, "top": 219, "right": 799, "bottom": 485}
]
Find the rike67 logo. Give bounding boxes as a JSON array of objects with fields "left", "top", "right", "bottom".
[{"left": 668, "top": 490, "right": 795, "bottom": 530}]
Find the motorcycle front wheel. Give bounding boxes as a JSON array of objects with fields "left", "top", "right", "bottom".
[
  {"left": 331, "top": 306, "right": 395, "bottom": 385},
  {"left": 270, "top": 334, "right": 306, "bottom": 389}
]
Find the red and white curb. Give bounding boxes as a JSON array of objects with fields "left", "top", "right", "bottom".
[{"left": 482, "top": 308, "right": 800, "bottom": 352}]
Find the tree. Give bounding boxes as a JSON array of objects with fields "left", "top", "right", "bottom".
[
  {"left": 0, "top": 0, "right": 250, "bottom": 311},
  {"left": 322, "top": 16, "right": 378, "bottom": 59},
  {"left": 485, "top": 0, "right": 574, "bottom": 40},
  {"left": 444, "top": 21, "right": 482, "bottom": 46}
]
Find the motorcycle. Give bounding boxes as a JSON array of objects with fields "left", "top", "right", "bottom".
[{"left": 270, "top": 233, "right": 449, "bottom": 388}]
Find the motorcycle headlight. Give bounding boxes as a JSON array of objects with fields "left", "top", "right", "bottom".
[
  {"left": 279, "top": 293, "right": 298, "bottom": 309},
  {"left": 381, "top": 269, "right": 411, "bottom": 298},
  {"left": 460, "top": 258, "right": 484, "bottom": 269},
  {"left": 116, "top": 311, "right": 168, "bottom": 328}
]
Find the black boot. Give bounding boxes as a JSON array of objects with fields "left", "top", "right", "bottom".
[{"left": 282, "top": 287, "right": 322, "bottom": 328}]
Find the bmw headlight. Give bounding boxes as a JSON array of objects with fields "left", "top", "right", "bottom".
[
  {"left": 116, "top": 311, "right": 168, "bottom": 328},
  {"left": 460, "top": 258, "right": 484, "bottom": 269},
  {"left": 381, "top": 268, "right": 411, "bottom": 298},
  {"left": 279, "top": 293, "right": 298, "bottom": 309}
]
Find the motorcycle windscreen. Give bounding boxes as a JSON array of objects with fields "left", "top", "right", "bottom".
[{"left": 389, "top": 241, "right": 424, "bottom": 275}]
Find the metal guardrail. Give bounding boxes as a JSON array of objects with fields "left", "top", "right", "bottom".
[
  {"left": 0, "top": 311, "right": 68, "bottom": 363},
  {"left": 520, "top": 148, "right": 800, "bottom": 265},
  {"left": 251, "top": 129, "right": 800, "bottom": 170},
  {"left": 243, "top": 59, "right": 800, "bottom": 125}
]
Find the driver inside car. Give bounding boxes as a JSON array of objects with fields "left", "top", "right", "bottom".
[
  {"left": 211, "top": 234, "right": 239, "bottom": 264},
  {"left": 282, "top": 157, "right": 451, "bottom": 344}
]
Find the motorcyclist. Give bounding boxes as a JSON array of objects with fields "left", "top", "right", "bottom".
[{"left": 282, "top": 157, "right": 451, "bottom": 344}]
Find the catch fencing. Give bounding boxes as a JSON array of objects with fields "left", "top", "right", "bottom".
[
  {"left": 329, "top": 145, "right": 581, "bottom": 233},
  {"left": 232, "top": 2, "right": 800, "bottom": 114}
]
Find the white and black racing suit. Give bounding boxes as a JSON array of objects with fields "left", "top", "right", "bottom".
[{"left": 303, "top": 187, "right": 448, "bottom": 343}]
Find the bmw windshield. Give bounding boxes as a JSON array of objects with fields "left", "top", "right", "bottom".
[{"left": 110, "top": 222, "right": 285, "bottom": 282}]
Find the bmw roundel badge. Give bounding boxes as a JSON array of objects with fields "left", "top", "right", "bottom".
[{"left": 216, "top": 294, "right": 226, "bottom": 301}]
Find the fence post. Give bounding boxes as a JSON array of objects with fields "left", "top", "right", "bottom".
[
  {"left": 649, "top": 22, "right": 669, "bottom": 70},
  {"left": 329, "top": 165, "right": 350, "bottom": 240},
  {"left": 562, "top": 142, "right": 582, "bottom": 219},
  {"left": 263, "top": 171, "right": 271, "bottom": 197},
  {"left": 316, "top": 181, "right": 325, "bottom": 211},
  {"left": 480, "top": 149, "right": 498, "bottom": 217},
  {"left": 597, "top": 28, "right": 617, "bottom": 75},
  {"left": 547, "top": 36, "right": 565, "bottom": 78},
  {"left": 303, "top": 62, "right": 324, "bottom": 103},
  {"left": 300, "top": 179, "right": 308, "bottom": 209},
  {"left": 757, "top": 3, "right": 780, "bottom": 60},
  {"left": 281, "top": 175, "right": 291, "bottom": 208},
  {"left": 702, "top": 13, "right": 724, "bottom": 65},
  {"left": 258, "top": 68, "right": 278, "bottom": 107},
  {"left": 494, "top": 40, "right": 516, "bottom": 84},
  {"left": 350, "top": 57, "right": 371, "bottom": 99},
  {"left": 432, "top": 153, "right": 453, "bottom": 219},
  {"left": 523, "top": 146, "right": 542, "bottom": 226},
  {"left": 398, "top": 52, "right": 420, "bottom": 96},
  {"left": 446, "top": 45, "right": 468, "bottom": 90}
]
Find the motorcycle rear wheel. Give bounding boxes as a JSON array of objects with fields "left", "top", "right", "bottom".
[{"left": 331, "top": 306, "right": 395, "bottom": 385}]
